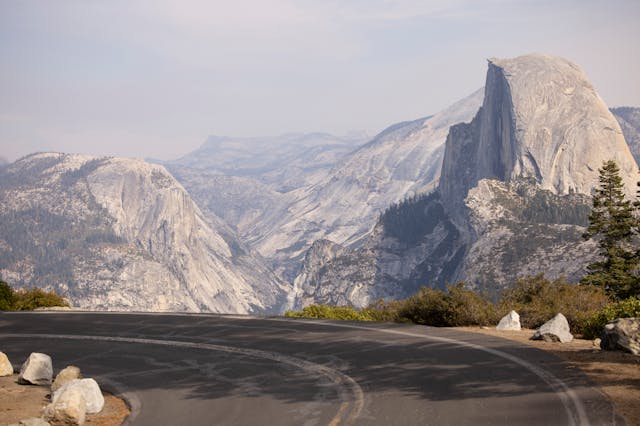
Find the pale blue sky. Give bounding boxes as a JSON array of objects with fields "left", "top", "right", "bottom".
[{"left": 1, "top": 0, "right": 639, "bottom": 162}]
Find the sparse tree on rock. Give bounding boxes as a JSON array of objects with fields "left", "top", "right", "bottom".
[{"left": 582, "top": 160, "right": 638, "bottom": 299}]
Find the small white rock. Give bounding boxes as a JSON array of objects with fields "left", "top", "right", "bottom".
[
  {"left": 53, "top": 378, "right": 104, "bottom": 414},
  {"left": 18, "top": 353, "right": 53, "bottom": 385},
  {"left": 0, "top": 351, "right": 14, "bottom": 376},
  {"left": 496, "top": 310, "right": 521, "bottom": 331}
]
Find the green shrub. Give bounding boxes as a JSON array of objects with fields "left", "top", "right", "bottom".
[
  {"left": 445, "top": 283, "right": 499, "bottom": 326},
  {"left": 363, "top": 299, "right": 405, "bottom": 322},
  {"left": 394, "top": 284, "right": 497, "bottom": 327},
  {"left": 499, "top": 274, "right": 610, "bottom": 334},
  {"left": 396, "top": 287, "right": 451, "bottom": 326},
  {"left": 0, "top": 280, "right": 15, "bottom": 311},
  {"left": 13, "top": 287, "right": 69, "bottom": 310},
  {"left": 284, "top": 304, "right": 375, "bottom": 321},
  {"left": 583, "top": 297, "right": 640, "bottom": 339}
]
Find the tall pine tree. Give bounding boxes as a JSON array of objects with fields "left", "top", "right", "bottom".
[{"left": 582, "top": 160, "right": 638, "bottom": 299}]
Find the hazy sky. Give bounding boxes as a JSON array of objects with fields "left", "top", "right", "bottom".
[{"left": 1, "top": 0, "right": 639, "bottom": 162}]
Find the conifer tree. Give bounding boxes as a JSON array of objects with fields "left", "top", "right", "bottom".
[{"left": 582, "top": 160, "right": 638, "bottom": 299}]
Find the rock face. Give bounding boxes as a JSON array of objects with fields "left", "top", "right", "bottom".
[
  {"left": 611, "top": 107, "right": 640, "bottom": 165},
  {"left": 52, "top": 366, "right": 82, "bottom": 393},
  {"left": 18, "top": 353, "right": 53, "bottom": 385},
  {"left": 167, "top": 91, "right": 484, "bottom": 281},
  {"left": 45, "top": 387, "right": 86, "bottom": 426},
  {"left": 601, "top": 317, "right": 640, "bottom": 355},
  {"left": 532, "top": 313, "right": 573, "bottom": 343},
  {"left": 53, "top": 378, "right": 104, "bottom": 414},
  {"left": 0, "top": 153, "right": 288, "bottom": 314},
  {"left": 290, "top": 54, "right": 638, "bottom": 308},
  {"left": 496, "top": 311, "right": 521, "bottom": 331}
]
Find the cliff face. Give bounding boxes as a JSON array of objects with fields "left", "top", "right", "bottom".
[
  {"left": 292, "top": 54, "right": 639, "bottom": 307},
  {"left": 0, "top": 153, "right": 287, "bottom": 313},
  {"left": 441, "top": 54, "right": 636, "bottom": 208},
  {"left": 612, "top": 106, "right": 640, "bottom": 165},
  {"left": 252, "top": 89, "right": 484, "bottom": 280}
]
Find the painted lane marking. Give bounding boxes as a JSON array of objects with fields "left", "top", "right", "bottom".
[{"left": 0, "top": 333, "right": 364, "bottom": 426}]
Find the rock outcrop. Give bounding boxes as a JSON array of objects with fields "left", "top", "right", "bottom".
[
  {"left": 0, "top": 352, "right": 13, "bottom": 376},
  {"left": 18, "top": 353, "right": 53, "bottom": 386},
  {"left": 496, "top": 310, "right": 521, "bottom": 331},
  {"left": 290, "top": 54, "right": 638, "bottom": 307},
  {"left": 611, "top": 106, "right": 640, "bottom": 165},
  {"left": 532, "top": 313, "right": 573, "bottom": 343},
  {"left": 600, "top": 317, "right": 640, "bottom": 355},
  {"left": 0, "top": 153, "right": 288, "bottom": 313}
]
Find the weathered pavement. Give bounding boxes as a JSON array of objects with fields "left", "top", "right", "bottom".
[{"left": 0, "top": 312, "right": 619, "bottom": 425}]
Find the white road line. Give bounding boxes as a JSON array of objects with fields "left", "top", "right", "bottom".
[
  {"left": 0, "top": 332, "right": 364, "bottom": 426},
  {"left": 273, "top": 320, "right": 590, "bottom": 426}
]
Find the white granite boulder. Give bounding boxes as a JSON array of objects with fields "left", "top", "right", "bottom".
[
  {"left": 45, "top": 386, "right": 87, "bottom": 426},
  {"left": 531, "top": 313, "right": 573, "bottom": 343},
  {"left": 52, "top": 366, "right": 82, "bottom": 393},
  {"left": 496, "top": 310, "right": 521, "bottom": 331},
  {"left": 53, "top": 378, "right": 104, "bottom": 414},
  {"left": 18, "top": 352, "right": 53, "bottom": 385},
  {"left": 600, "top": 317, "right": 639, "bottom": 355},
  {"left": 0, "top": 351, "right": 14, "bottom": 376}
]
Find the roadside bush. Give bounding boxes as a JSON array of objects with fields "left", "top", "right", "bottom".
[
  {"left": 394, "top": 284, "right": 497, "bottom": 327},
  {"left": 583, "top": 297, "right": 640, "bottom": 339},
  {"left": 363, "top": 299, "right": 404, "bottom": 322},
  {"left": 396, "top": 287, "right": 451, "bottom": 326},
  {"left": 499, "top": 274, "right": 610, "bottom": 334},
  {"left": 0, "top": 280, "right": 15, "bottom": 311},
  {"left": 445, "top": 283, "right": 499, "bottom": 326},
  {"left": 284, "top": 304, "right": 375, "bottom": 321},
  {"left": 12, "top": 287, "right": 69, "bottom": 310}
]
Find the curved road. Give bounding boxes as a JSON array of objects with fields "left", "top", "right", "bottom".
[{"left": 0, "top": 312, "right": 618, "bottom": 425}]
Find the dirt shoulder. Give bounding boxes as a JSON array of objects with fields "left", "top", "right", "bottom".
[
  {"left": 458, "top": 327, "right": 640, "bottom": 426},
  {"left": 0, "top": 374, "right": 130, "bottom": 426}
]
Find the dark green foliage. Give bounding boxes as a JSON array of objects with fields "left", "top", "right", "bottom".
[
  {"left": 583, "top": 297, "right": 640, "bottom": 339},
  {"left": 396, "top": 287, "right": 451, "bottom": 326},
  {"left": 0, "top": 279, "right": 68, "bottom": 310},
  {"left": 499, "top": 274, "right": 610, "bottom": 334},
  {"left": 0, "top": 280, "right": 15, "bottom": 311},
  {"left": 581, "top": 160, "right": 639, "bottom": 299},
  {"left": 381, "top": 192, "right": 441, "bottom": 244},
  {"left": 520, "top": 190, "right": 591, "bottom": 226},
  {"left": 397, "top": 284, "right": 498, "bottom": 327},
  {"left": 13, "top": 287, "right": 69, "bottom": 310}
]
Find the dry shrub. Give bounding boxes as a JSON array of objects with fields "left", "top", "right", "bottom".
[{"left": 499, "top": 274, "right": 610, "bottom": 335}]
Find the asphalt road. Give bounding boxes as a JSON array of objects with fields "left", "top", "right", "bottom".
[{"left": 0, "top": 312, "right": 619, "bottom": 425}]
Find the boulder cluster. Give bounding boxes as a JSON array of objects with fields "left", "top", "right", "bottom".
[
  {"left": 496, "top": 311, "right": 640, "bottom": 353},
  {"left": 0, "top": 352, "right": 105, "bottom": 426}
]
